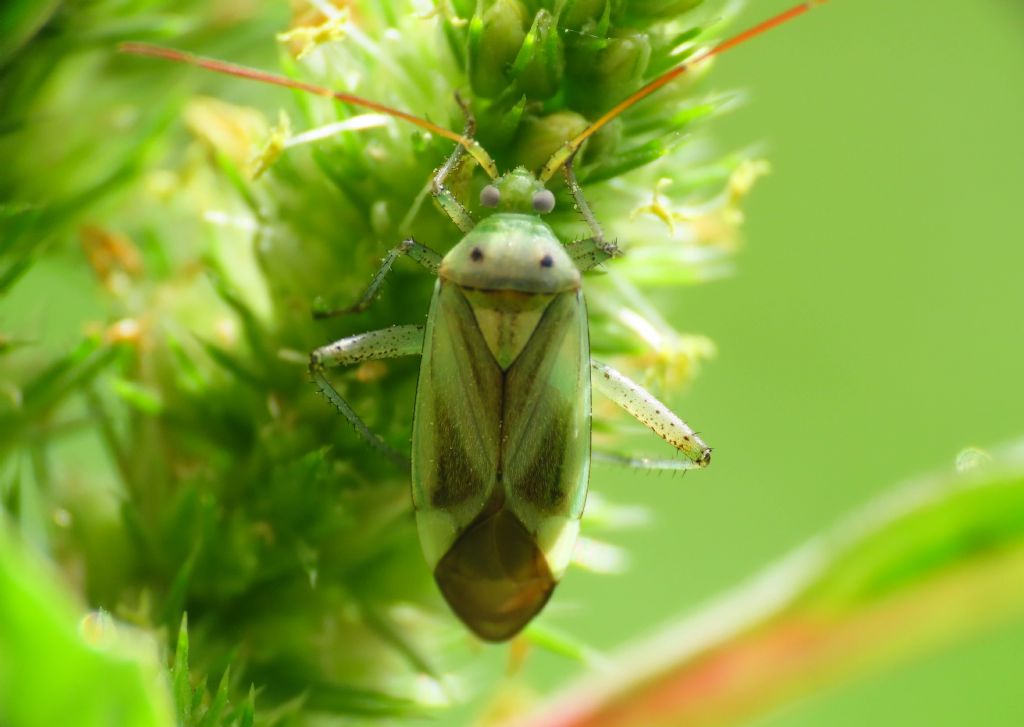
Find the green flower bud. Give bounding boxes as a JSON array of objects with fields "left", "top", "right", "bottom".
[
  {"left": 514, "top": 110, "right": 590, "bottom": 173},
  {"left": 468, "top": 0, "right": 530, "bottom": 98},
  {"left": 510, "top": 9, "right": 564, "bottom": 99},
  {"left": 583, "top": 117, "right": 623, "bottom": 165},
  {"left": 567, "top": 28, "right": 652, "bottom": 114},
  {"left": 450, "top": 0, "right": 476, "bottom": 19},
  {"left": 563, "top": 0, "right": 608, "bottom": 30},
  {"left": 625, "top": 0, "right": 704, "bottom": 22}
]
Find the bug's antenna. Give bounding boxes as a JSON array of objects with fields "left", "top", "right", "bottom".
[
  {"left": 539, "top": 1, "right": 829, "bottom": 182},
  {"left": 119, "top": 42, "right": 500, "bottom": 179}
]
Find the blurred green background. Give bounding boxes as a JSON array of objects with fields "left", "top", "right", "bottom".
[
  {"left": 545, "top": 0, "right": 1024, "bottom": 724},
  {"left": 2, "top": 0, "right": 1023, "bottom": 725}
]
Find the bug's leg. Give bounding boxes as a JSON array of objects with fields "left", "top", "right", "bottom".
[
  {"left": 309, "top": 324, "right": 425, "bottom": 469},
  {"left": 314, "top": 238, "right": 442, "bottom": 318},
  {"left": 431, "top": 93, "right": 476, "bottom": 233},
  {"left": 565, "top": 236, "right": 620, "bottom": 272},
  {"left": 591, "top": 451, "right": 706, "bottom": 472},
  {"left": 591, "top": 359, "right": 711, "bottom": 469},
  {"left": 563, "top": 160, "right": 622, "bottom": 268}
]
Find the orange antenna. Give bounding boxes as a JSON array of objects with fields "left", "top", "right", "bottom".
[
  {"left": 539, "top": 1, "right": 829, "bottom": 181},
  {"left": 119, "top": 42, "right": 499, "bottom": 179}
]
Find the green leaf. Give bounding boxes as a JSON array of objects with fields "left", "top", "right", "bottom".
[
  {"left": 504, "top": 446, "right": 1024, "bottom": 727},
  {"left": 197, "top": 666, "right": 230, "bottom": 727},
  {"left": 172, "top": 615, "right": 191, "bottom": 726},
  {"left": 0, "top": 523, "right": 175, "bottom": 727},
  {"left": 111, "top": 377, "right": 165, "bottom": 415},
  {"left": 0, "top": 0, "right": 60, "bottom": 69},
  {"left": 236, "top": 686, "right": 256, "bottom": 727}
]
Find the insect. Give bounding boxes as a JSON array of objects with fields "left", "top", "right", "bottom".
[{"left": 123, "top": 1, "right": 827, "bottom": 641}]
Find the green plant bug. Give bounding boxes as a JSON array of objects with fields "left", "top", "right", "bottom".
[{"left": 121, "top": 1, "right": 828, "bottom": 642}]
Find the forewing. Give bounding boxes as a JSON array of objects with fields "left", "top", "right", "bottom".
[
  {"left": 411, "top": 281, "right": 503, "bottom": 567},
  {"left": 501, "top": 291, "right": 591, "bottom": 575}
]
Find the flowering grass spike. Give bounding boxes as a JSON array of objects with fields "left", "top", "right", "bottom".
[{"left": 0, "top": 0, "right": 826, "bottom": 724}]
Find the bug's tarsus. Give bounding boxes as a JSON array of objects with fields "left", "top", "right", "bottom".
[
  {"left": 312, "top": 296, "right": 374, "bottom": 319},
  {"left": 311, "top": 292, "right": 388, "bottom": 320},
  {"left": 566, "top": 238, "right": 616, "bottom": 273},
  {"left": 312, "top": 238, "right": 442, "bottom": 320},
  {"left": 312, "top": 307, "right": 352, "bottom": 320},
  {"left": 312, "top": 303, "right": 366, "bottom": 320}
]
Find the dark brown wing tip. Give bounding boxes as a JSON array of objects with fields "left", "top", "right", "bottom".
[{"left": 434, "top": 509, "right": 556, "bottom": 642}]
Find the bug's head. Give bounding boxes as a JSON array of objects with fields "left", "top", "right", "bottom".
[{"left": 479, "top": 167, "right": 556, "bottom": 217}]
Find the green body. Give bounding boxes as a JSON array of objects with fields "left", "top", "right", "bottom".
[
  {"left": 309, "top": 168, "right": 710, "bottom": 639},
  {"left": 411, "top": 212, "right": 591, "bottom": 641}
]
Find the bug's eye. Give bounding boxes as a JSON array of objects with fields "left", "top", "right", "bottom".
[
  {"left": 480, "top": 185, "right": 501, "bottom": 208},
  {"left": 532, "top": 189, "right": 556, "bottom": 214}
]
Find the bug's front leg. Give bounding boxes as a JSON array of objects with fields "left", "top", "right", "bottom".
[
  {"left": 314, "top": 238, "right": 442, "bottom": 318},
  {"left": 566, "top": 236, "right": 620, "bottom": 272},
  {"left": 591, "top": 359, "right": 711, "bottom": 469},
  {"left": 562, "top": 160, "right": 622, "bottom": 269},
  {"left": 561, "top": 160, "right": 620, "bottom": 272},
  {"left": 431, "top": 93, "right": 477, "bottom": 233},
  {"left": 309, "top": 324, "right": 425, "bottom": 469}
]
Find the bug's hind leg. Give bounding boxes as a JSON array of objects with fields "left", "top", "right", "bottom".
[
  {"left": 591, "top": 451, "right": 706, "bottom": 472},
  {"left": 431, "top": 93, "right": 477, "bottom": 233},
  {"left": 309, "top": 324, "right": 425, "bottom": 468},
  {"left": 591, "top": 359, "right": 711, "bottom": 469},
  {"left": 314, "top": 238, "right": 442, "bottom": 318}
]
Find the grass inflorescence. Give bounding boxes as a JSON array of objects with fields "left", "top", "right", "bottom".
[{"left": 1, "top": 1, "right": 763, "bottom": 723}]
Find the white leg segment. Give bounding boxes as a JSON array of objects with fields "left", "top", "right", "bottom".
[{"left": 591, "top": 359, "right": 711, "bottom": 468}]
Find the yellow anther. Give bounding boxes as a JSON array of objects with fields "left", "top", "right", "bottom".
[
  {"left": 184, "top": 97, "right": 267, "bottom": 165},
  {"left": 728, "top": 159, "right": 771, "bottom": 205},
  {"left": 277, "top": 8, "right": 351, "bottom": 60},
  {"left": 249, "top": 110, "right": 291, "bottom": 179},
  {"left": 415, "top": 0, "right": 468, "bottom": 27},
  {"left": 631, "top": 178, "right": 694, "bottom": 236}
]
